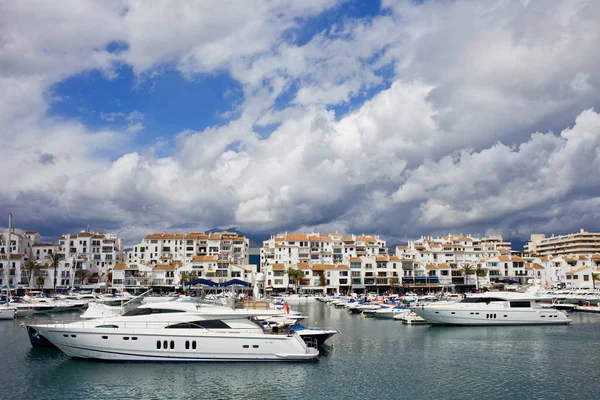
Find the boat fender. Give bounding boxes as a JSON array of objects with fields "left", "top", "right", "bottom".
[{"left": 585, "top": 301, "right": 590, "bottom": 307}]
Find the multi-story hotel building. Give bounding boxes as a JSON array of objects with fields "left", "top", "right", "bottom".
[
  {"left": 524, "top": 229, "right": 600, "bottom": 256},
  {"left": 127, "top": 231, "right": 249, "bottom": 266}
]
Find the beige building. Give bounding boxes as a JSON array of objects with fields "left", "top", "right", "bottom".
[{"left": 524, "top": 229, "right": 600, "bottom": 256}]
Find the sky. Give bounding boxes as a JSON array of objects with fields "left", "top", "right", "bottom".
[{"left": 2, "top": 0, "right": 600, "bottom": 247}]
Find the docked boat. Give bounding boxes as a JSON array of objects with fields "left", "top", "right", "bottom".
[
  {"left": 394, "top": 312, "right": 428, "bottom": 325},
  {"left": 373, "top": 305, "right": 410, "bottom": 319},
  {"left": 0, "top": 304, "right": 16, "bottom": 320},
  {"left": 1, "top": 213, "right": 16, "bottom": 320},
  {"left": 412, "top": 286, "right": 572, "bottom": 326},
  {"left": 288, "top": 323, "right": 338, "bottom": 347},
  {"left": 26, "top": 300, "right": 319, "bottom": 361}
]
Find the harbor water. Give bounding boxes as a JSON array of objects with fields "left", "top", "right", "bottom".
[{"left": 1, "top": 303, "right": 599, "bottom": 400}]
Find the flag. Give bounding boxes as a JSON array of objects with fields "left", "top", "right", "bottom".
[{"left": 282, "top": 302, "right": 290, "bottom": 314}]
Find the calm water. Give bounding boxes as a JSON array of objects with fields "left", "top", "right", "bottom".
[{"left": 1, "top": 304, "right": 599, "bottom": 400}]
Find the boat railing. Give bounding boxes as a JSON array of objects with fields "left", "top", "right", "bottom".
[{"left": 27, "top": 320, "right": 298, "bottom": 336}]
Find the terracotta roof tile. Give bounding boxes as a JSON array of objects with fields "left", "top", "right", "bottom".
[
  {"left": 153, "top": 263, "right": 177, "bottom": 270},
  {"left": 567, "top": 266, "right": 591, "bottom": 274},
  {"left": 192, "top": 255, "right": 218, "bottom": 262},
  {"left": 271, "top": 263, "right": 285, "bottom": 271}
]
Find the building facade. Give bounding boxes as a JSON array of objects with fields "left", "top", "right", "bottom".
[
  {"left": 524, "top": 229, "right": 600, "bottom": 256},
  {"left": 127, "top": 231, "right": 249, "bottom": 266},
  {"left": 260, "top": 232, "right": 400, "bottom": 294}
]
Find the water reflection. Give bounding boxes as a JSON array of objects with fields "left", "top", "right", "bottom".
[{"left": 1, "top": 304, "right": 599, "bottom": 399}]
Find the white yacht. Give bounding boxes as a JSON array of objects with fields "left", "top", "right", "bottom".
[
  {"left": 412, "top": 286, "right": 572, "bottom": 326},
  {"left": 27, "top": 300, "right": 319, "bottom": 361}
]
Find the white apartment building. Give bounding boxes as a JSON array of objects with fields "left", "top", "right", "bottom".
[
  {"left": 261, "top": 232, "right": 387, "bottom": 267},
  {"left": 0, "top": 230, "right": 35, "bottom": 258},
  {"left": 127, "top": 231, "right": 249, "bottom": 266},
  {"left": 32, "top": 243, "right": 60, "bottom": 262},
  {"left": 524, "top": 229, "right": 600, "bottom": 256},
  {"left": 0, "top": 253, "right": 26, "bottom": 289},
  {"left": 57, "top": 230, "right": 124, "bottom": 289},
  {"left": 261, "top": 232, "right": 399, "bottom": 293},
  {"left": 537, "top": 254, "right": 600, "bottom": 289},
  {"left": 59, "top": 230, "right": 124, "bottom": 270},
  {"left": 394, "top": 234, "right": 513, "bottom": 290},
  {"left": 111, "top": 257, "right": 257, "bottom": 291}
]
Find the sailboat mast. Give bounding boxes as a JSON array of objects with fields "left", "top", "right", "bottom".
[{"left": 5, "top": 213, "right": 12, "bottom": 305}]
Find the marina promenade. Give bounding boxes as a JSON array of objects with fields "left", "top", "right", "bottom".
[{"left": 1, "top": 302, "right": 599, "bottom": 399}]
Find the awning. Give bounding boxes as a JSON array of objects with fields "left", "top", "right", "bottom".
[
  {"left": 220, "top": 279, "right": 250, "bottom": 287},
  {"left": 184, "top": 278, "right": 217, "bottom": 287},
  {"left": 499, "top": 279, "right": 520, "bottom": 284}
]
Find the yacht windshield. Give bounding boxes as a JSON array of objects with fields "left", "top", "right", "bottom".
[
  {"left": 460, "top": 297, "right": 506, "bottom": 303},
  {"left": 122, "top": 308, "right": 185, "bottom": 316},
  {"left": 165, "top": 320, "right": 231, "bottom": 329}
]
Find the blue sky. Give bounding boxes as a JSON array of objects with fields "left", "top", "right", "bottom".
[
  {"left": 2, "top": 0, "right": 600, "bottom": 245},
  {"left": 49, "top": 64, "right": 244, "bottom": 153}
]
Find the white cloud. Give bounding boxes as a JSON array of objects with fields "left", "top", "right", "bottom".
[{"left": 2, "top": 0, "right": 600, "bottom": 244}]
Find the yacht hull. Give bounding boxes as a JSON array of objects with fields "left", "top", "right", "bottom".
[
  {"left": 27, "top": 325, "right": 319, "bottom": 362},
  {"left": 413, "top": 307, "right": 571, "bottom": 326},
  {"left": 0, "top": 307, "right": 16, "bottom": 320}
]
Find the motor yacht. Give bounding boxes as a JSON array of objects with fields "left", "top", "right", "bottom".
[
  {"left": 412, "top": 286, "right": 572, "bottom": 326},
  {"left": 27, "top": 300, "right": 319, "bottom": 361}
]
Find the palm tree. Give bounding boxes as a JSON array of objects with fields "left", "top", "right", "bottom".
[
  {"left": 45, "top": 252, "right": 65, "bottom": 292},
  {"left": 475, "top": 267, "right": 487, "bottom": 291},
  {"left": 389, "top": 277, "right": 398, "bottom": 293},
  {"left": 286, "top": 267, "right": 304, "bottom": 293},
  {"left": 75, "top": 269, "right": 91, "bottom": 286},
  {"left": 592, "top": 272, "right": 600, "bottom": 290},
  {"left": 179, "top": 271, "right": 198, "bottom": 293},
  {"left": 318, "top": 271, "right": 326, "bottom": 286},
  {"left": 460, "top": 263, "right": 476, "bottom": 287},
  {"left": 21, "top": 260, "right": 42, "bottom": 291}
]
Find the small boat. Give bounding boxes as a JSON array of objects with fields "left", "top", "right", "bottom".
[
  {"left": 373, "top": 305, "right": 410, "bottom": 319},
  {"left": 399, "top": 312, "right": 428, "bottom": 325}
]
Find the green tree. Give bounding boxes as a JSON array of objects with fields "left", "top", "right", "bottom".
[
  {"left": 36, "top": 276, "right": 45, "bottom": 290},
  {"left": 21, "top": 260, "right": 42, "bottom": 291},
  {"left": 475, "top": 267, "right": 487, "bottom": 290},
  {"left": 460, "top": 263, "right": 476, "bottom": 287},
  {"left": 45, "top": 252, "right": 65, "bottom": 292},
  {"left": 179, "top": 271, "right": 198, "bottom": 292},
  {"left": 75, "top": 269, "right": 91, "bottom": 286},
  {"left": 286, "top": 267, "right": 305, "bottom": 292}
]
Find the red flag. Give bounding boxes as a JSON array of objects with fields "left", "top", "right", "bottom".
[{"left": 282, "top": 302, "right": 290, "bottom": 314}]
